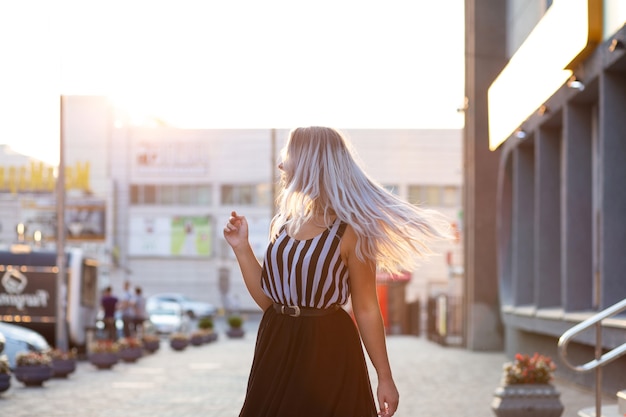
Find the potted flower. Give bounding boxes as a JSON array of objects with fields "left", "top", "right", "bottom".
[
  {"left": 491, "top": 352, "right": 564, "bottom": 417},
  {"left": 50, "top": 348, "right": 78, "bottom": 378},
  {"left": 0, "top": 354, "right": 11, "bottom": 393},
  {"left": 226, "top": 315, "right": 245, "bottom": 339},
  {"left": 142, "top": 333, "right": 161, "bottom": 353},
  {"left": 198, "top": 316, "right": 218, "bottom": 343},
  {"left": 169, "top": 332, "right": 190, "bottom": 351},
  {"left": 117, "top": 337, "right": 143, "bottom": 363},
  {"left": 13, "top": 351, "right": 53, "bottom": 387},
  {"left": 89, "top": 340, "right": 119, "bottom": 369}
]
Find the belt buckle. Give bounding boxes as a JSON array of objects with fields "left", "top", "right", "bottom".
[{"left": 281, "top": 305, "right": 301, "bottom": 317}]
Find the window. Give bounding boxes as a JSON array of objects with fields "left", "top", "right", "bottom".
[
  {"left": 220, "top": 184, "right": 271, "bottom": 206},
  {"left": 129, "top": 184, "right": 213, "bottom": 205},
  {"left": 408, "top": 185, "right": 461, "bottom": 207}
]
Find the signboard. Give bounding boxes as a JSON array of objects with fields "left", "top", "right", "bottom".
[
  {"left": 0, "top": 268, "right": 57, "bottom": 322},
  {"left": 129, "top": 215, "right": 212, "bottom": 256}
]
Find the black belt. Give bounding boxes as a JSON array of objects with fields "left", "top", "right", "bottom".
[{"left": 273, "top": 303, "right": 340, "bottom": 317}]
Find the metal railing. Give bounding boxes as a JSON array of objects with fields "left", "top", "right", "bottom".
[{"left": 557, "top": 298, "right": 626, "bottom": 417}]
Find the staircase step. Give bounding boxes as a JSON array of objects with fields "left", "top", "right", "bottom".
[
  {"left": 578, "top": 405, "right": 621, "bottom": 417},
  {"left": 618, "top": 390, "right": 626, "bottom": 414}
]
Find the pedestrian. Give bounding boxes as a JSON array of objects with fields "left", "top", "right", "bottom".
[
  {"left": 223, "top": 126, "right": 449, "bottom": 417},
  {"left": 100, "top": 286, "right": 118, "bottom": 341},
  {"left": 120, "top": 280, "right": 135, "bottom": 338},
  {"left": 133, "top": 286, "right": 147, "bottom": 338}
]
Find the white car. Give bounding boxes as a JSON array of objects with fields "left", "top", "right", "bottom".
[
  {"left": 148, "top": 301, "right": 190, "bottom": 334},
  {"left": 0, "top": 322, "right": 51, "bottom": 369},
  {"left": 146, "top": 293, "right": 216, "bottom": 319}
]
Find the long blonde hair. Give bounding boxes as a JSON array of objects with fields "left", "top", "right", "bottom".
[{"left": 271, "top": 126, "right": 450, "bottom": 273}]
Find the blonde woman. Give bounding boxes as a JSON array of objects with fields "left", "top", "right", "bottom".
[{"left": 224, "top": 126, "right": 449, "bottom": 417}]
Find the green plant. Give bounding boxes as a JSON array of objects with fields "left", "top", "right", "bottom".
[
  {"left": 227, "top": 315, "right": 243, "bottom": 329},
  {"left": 503, "top": 352, "right": 556, "bottom": 385},
  {"left": 197, "top": 316, "right": 214, "bottom": 330},
  {"left": 0, "top": 355, "right": 10, "bottom": 374},
  {"left": 16, "top": 351, "right": 52, "bottom": 366}
]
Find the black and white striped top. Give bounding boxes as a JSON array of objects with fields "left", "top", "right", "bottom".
[{"left": 261, "top": 219, "right": 350, "bottom": 308}]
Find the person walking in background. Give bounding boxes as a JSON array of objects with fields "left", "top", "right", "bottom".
[
  {"left": 100, "top": 286, "right": 118, "bottom": 341},
  {"left": 133, "top": 286, "right": 147, "bottom": 338},
  {"left": 223, "top": 127, "right": 449, "bottom": 417},
  {"left": 120, "top": 280, "right": 135, "bottom": 338}
]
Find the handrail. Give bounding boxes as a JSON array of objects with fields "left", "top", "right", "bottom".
[
  {"left": 557, "top": 298, "right": 626, "bottom": 417},
  {"left": 558, "top": 298, "right": 626, "bottom": 372}
]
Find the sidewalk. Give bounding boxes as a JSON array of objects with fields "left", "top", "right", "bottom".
[{"left": 0, "top": 314, "right": 602, "bottom": 417}]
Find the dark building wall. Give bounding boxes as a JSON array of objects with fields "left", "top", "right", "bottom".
[{"left": 469, "top": 0, "right": 626, "bottom": 395}]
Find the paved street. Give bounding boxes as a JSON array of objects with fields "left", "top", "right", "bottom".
[{"left": 0, "top": 314, "right": 606, "bottom": 417}]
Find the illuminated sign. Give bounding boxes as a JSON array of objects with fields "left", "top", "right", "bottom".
[
  {"left": 0, "top": 161, "right": 92, "bottom": 193},
  {"left": 488, "top": 0, "right": 602, "bottom": 150}
]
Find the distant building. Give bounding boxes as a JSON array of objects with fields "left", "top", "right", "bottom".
[{"left": 0, "top": 95, "right": 464, "bottom": 335}]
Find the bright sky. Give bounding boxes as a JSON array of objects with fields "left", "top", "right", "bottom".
[{"left": 0, "top": 0, "right": 465, "bottom": 165}]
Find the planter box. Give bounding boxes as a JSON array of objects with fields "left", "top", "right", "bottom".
[
  {"left": 89, "top": 352, "right": 119, "bottom": 370},
  {"left": 118, "top": 347, "right": 143, "bottom": 363},
  {"left": 52, "top": 358, "right": 77, "bottom": 378},
  {"left": 14, "top": 365, "right": 53, "bottom": 387},
  {"left": 0, "top": 373, "right": 11, "bottom": 393},
  {"left": 492, "top": 384, "right": 564, "bottom": 417},
  {"left": 170, "top": 339, "right": 189, "bottom": 351}
]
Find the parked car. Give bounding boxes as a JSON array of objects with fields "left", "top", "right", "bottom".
[
  {"left": 146, "top": 293, "right": 217, "bottom": 319},
  {"left": 147, "top": 301, "right": 190, "bottom": 334},
  {"left": 0, "top": 322, "right": 51, "bottom": 369}
]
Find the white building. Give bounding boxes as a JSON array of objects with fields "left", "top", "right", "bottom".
[{"left": 61, "top": 96, "right": 463, "bottom": 330}]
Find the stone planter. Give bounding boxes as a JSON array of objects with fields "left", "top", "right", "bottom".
[
  {"left": 170, "top": 338, "right": 189, "bottom": 351},
  {"left": 52, "top": 358, "right": 77, "bottom": 378},
  {"left": 190, "top": 334, "right": 204, "bottom": 346},
  {"left": 89, "top": 352, "right": 119, "bottom": 370},
  {"left": 14, "top": 364, "right": 53, "bottom": 387},
  {"left": 226, "top": 328, "right": 245, "bottom": 339},
  {"left": 118, "top": 347, "right": 143, "bottom": 363},
  {"left": 0, "top": 373, "right": 11, "bottom": 393},
  {"left": 204, "top": 331, "right": 218, "bottom": 343},
  {"left": 142, "top": 339, "right": 160, "bottom": 353},
  {"left": 491, "top": 384, "right": 564, "bottom": 417}
]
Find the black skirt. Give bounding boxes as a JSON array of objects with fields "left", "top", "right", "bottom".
[{"left": 239, "top": 306, "right": 377, "bottom": 417}]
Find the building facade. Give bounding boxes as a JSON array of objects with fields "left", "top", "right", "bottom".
[
  {"left": 465, "top": 0, "right": 626, "bottom": 394},
  {"left": 45, "top": 98, "right": 462, "bottom": 332}
]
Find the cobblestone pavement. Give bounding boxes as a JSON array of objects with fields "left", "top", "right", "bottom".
[{"left": 0, "top": 314, "right": 604, "bottom": 417}]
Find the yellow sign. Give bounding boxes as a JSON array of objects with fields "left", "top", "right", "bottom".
[
  {"left": 488, "top": 0, "right": 603, "bottom": 150},
  {"left": 0, "top": 161, "right": 91, "bottom": 193}
]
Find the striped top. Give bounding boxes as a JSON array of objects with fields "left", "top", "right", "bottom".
[{"left": 261, "top": 219, "right": 350, "bottom": 308}]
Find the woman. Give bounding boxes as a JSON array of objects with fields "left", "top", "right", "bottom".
[{"left": 224, "top": 127, "right": 448, "bottom": 417}]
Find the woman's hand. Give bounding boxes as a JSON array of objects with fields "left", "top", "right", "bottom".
[
  {"left": 223, "top": 211, "right": 248, "bottom": 249},
  {"left": 377, "top": 377, "right": 399, "bottom": 416}
]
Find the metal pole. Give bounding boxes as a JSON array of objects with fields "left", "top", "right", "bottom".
[{"left": 56, "top": 95, "right": 68, "bottom": 350}]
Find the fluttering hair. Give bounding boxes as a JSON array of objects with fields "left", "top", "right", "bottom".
[{"left": 271, "top": 126, "right": 451, "bottom": 274}]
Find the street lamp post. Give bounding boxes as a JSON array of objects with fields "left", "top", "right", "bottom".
[{"left": 56, "top": 95, "right": 68, "bottom": 351}]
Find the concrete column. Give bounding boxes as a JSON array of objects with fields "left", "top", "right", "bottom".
[
  {"left": 463, "top": 0, "right": 507, "bottom": 350},
  {"left": 562, "top": 104, "right": 593, "bottom": 311},
  {"left": 599, "top": 71, "right": 626, "bottom": 308},
  {"left": 511, "top": 145, "right": 534, "bottom": 306},
  {"left": 535, "top": 128, "right": 561, "bottom": 308}
]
